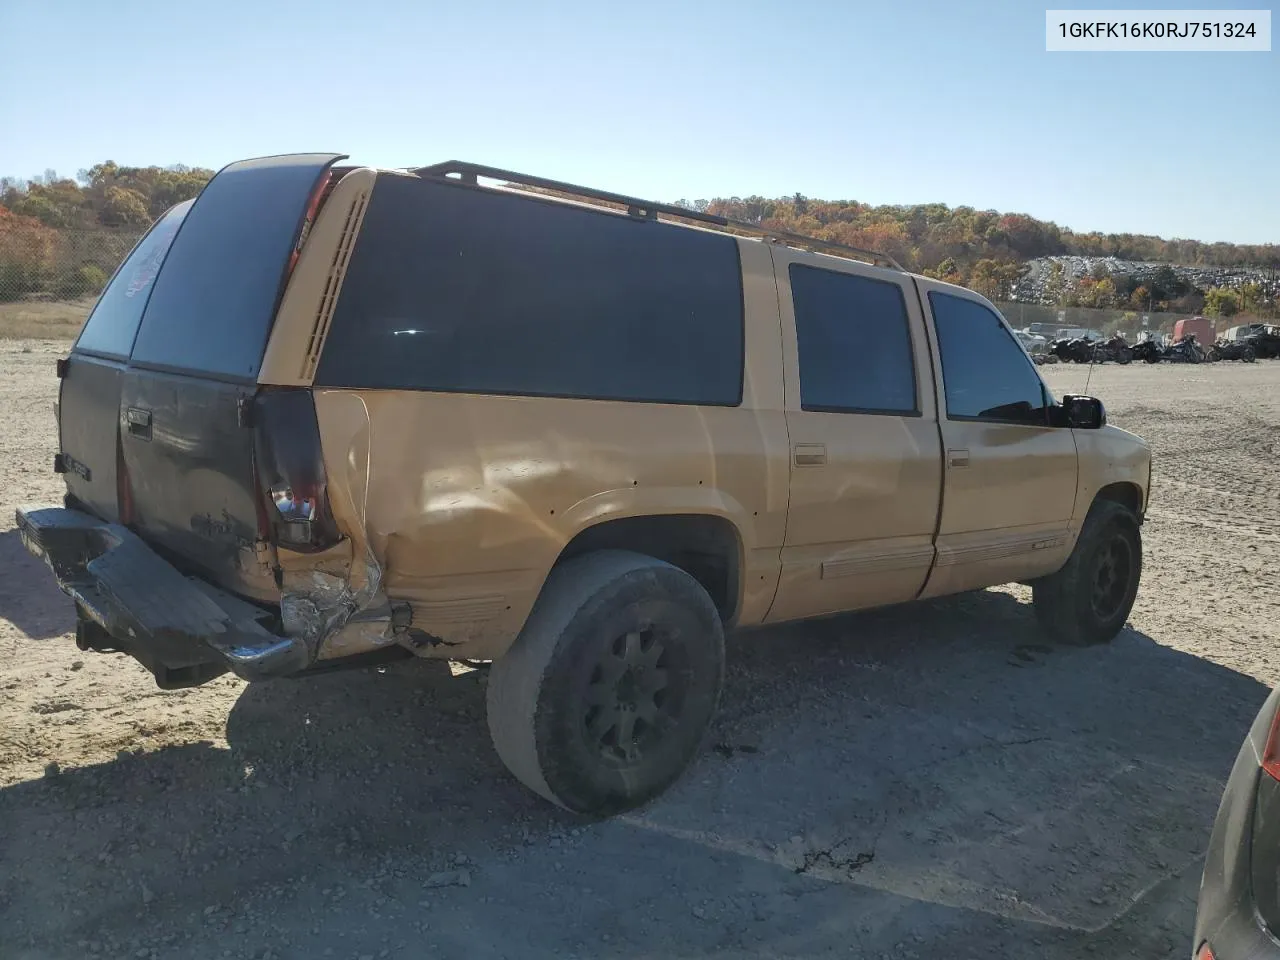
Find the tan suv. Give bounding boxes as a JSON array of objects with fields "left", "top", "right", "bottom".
[{"left": 18, "top": 154, "right": 1151, "bottom": 815}]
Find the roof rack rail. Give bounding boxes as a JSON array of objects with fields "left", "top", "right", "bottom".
[{"left": 411, "top": 161, "right": 905, "bottom": 272}]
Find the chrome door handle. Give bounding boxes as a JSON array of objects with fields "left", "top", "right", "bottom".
[
  {"left": 947, "top": 448, "right": 970, "bottom": 468},
  {"left": 126, "top": 407, "right": 153, "bottom": 441},
  {"left": 794, "top": 443, "right": 827, "bottom": 466}
]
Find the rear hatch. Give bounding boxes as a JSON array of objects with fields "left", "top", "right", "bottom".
[{"left": 58, "top": 154, "right": 344, "bottom": 602}]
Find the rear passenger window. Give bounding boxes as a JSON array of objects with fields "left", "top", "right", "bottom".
[
  {"left": 74, "top": 201, "right": 190, "bottom": 358},
  {"left": 314, "top": 176, "right": 744, "bottom": 405},
  {"left": 789, "top": 264, "right": 917, "bottom": 414}
]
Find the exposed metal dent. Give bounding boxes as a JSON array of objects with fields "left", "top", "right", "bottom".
[{"left": 282, "top": 568, "right": 366, "bottom": 648}]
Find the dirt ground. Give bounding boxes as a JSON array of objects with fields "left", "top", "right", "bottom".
[
  {"left": 3, "top": 342, "right": 1279, "bottom": 960},
  {"left": 0, "top": 301, "right": 92, "bottom": 341}
]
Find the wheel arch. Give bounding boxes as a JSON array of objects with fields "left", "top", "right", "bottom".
[
  {"left": 1093, "top": 480, "right": 1144, "bottom": 519},
  {"left": 553, "top": 513, "right": 745, "bottom": 626}
]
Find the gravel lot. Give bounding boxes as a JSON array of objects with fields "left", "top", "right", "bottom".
[{"left": 3, "top": 341, "right": 1279, "bottom": 960}]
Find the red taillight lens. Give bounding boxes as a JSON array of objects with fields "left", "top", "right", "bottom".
[
  {"left": 1263, "top": 702, "right": 1280, "bottom": 783},
  {"left": 116, "top": 438, "right": 136, "bottom": 526},
  {"left": 286, "top": 171, "right": 334, "bottom": 277},
  {"left": 1196, "top": 943, "right": 1215, "bottom": 960},
  {"left": 252, "top": 389, "right": 340, "bottom": 552}
]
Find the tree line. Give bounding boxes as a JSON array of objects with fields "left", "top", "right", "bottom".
[
  {"left": 0, "top": 163, "right": 213, "bottom": 301},
  {"left": 1, "top": 164, "right": 1276, "bottom": 320}
]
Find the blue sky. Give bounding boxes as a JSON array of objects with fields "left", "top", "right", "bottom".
[{"left": 1, "top": 0, "right": 1275, "bottom": 243}]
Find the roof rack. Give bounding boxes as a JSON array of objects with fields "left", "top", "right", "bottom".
[{"left": 411, "top": 161, "right": 905, "bottom": 272}]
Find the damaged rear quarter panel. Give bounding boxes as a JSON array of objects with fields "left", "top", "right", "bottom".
[{"left": 308, "top": 387, "right": 789, "bottom": 661}]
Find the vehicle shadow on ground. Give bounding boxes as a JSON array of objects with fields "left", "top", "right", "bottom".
[
  {"left": 0, "top": 527, "right": 74, "bottom": 640},
  {"left": 0, "top": 589, "right": 1269, "bottom": 959}
]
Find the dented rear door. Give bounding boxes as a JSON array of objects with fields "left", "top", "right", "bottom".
[{"left": 57, "top": 203, "right": 191, "bottom": 521}]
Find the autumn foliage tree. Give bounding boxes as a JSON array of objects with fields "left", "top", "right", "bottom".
[
  {"left": 0, "top": 206, "right": 65, "bottom": 298},
  {"left": 0, "top": 162, "right": 215, "bottom": 302}
]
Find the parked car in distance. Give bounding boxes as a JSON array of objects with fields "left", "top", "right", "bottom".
[
  {"left": 16, "top": 154, "right": 1153, "bottom": 815},
  {"left": 1222, "top": 323, "right": 1269, "bottom": 342},
  {"left": 1195, "top": 685, "right": 1280, "bottom": 959},
  {"left": 1016, "top": 329, "right": 1048, "bottom": 354},
  {"left": 1244, "top": 325, "right": 1280, "bottom": 360}
]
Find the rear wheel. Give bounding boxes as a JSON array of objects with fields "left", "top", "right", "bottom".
[
  {"left": 1032, "top": 500, "right": 1142, "bottom": 646},
  {"left": 486, "top": 550, "right": 724, "bottom": 815},
  {"left": 1244, "top": 345, "right": 1257, "bottom": 362}
]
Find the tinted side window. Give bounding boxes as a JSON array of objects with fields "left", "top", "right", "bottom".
[
  {"left": 314, "top": 176, "right": 744, "bottom": 405},
  {"left": 131, "top": 156, "right": 335, "bottom": 380},
  {"left": 74, "top": 201, "right": 191, "bottom": 358},
  {"left": 790, "top": 264, "right": 917, "bottom": 414},
  {"left": 930, "top": 292, "right": 1049, "bottom": 424}
]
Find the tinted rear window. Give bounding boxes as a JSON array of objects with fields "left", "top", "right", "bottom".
[
  {"left": 130, "top": 155, "right": 336, "bottom": 380},
  {"left": 314, "top": 176, "right": 744, "bottom": 405},
  {"left": 74, "top": 201, "right": 191, "bottom": 358},
  {"left": 789, "top": 263, "right": 917, "bottom": 415}
]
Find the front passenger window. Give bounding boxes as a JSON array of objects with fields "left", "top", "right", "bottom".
[{"left": 930, "top": 292, "right": 1049, "bottom": 425}]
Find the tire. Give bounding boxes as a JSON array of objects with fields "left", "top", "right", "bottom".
[
  {"left": 1244, "top": 346, "right": 1257, "bottom": 362},
  {"left": 1032, "top": 500, "right": 1142, "bottom": 646},
  {"left": 1144, "top": 350, "right": 1161, "bottom": 364},
  {"left": 486, "top": 550, "right": 725, "bottom": 815},
  {"left": 1115, "top": 348, "right": 1132, "bottom": 364}
]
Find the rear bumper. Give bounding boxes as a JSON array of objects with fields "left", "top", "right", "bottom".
[{"left": 15, "top": 505, "right": 308, "bottom": 686}]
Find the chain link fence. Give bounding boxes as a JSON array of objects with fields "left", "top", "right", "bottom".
[
  {"left": 0, "top": 227, "right": 145, "bottom": 338},
  {"left": 996, "top": 300, "right": 1208, "bottom": 345}
]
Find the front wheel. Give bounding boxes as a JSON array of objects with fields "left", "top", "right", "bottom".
[
  {"left": 1244, "top": 346, "right": 1257, "bottom": 362},
  {"left": 486, "top": 550, "right": 725, "bottom": 815},
  {"left": 1032, "top": 500, "right": 1142, "bottom": 646}
]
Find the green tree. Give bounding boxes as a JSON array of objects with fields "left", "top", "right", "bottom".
[
  {"left": 1203, "top": 287, "right": 1240, "bottom": 318},
  {"left": 99, "top": 186, "right": 151, "bottom": 227}
]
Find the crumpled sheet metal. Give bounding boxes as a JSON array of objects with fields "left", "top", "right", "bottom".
[
  {"left": 276, "top": 392, "right": 406, "bottom": 663},
  {"left": 279, "top": 552, "right": 396, "bottom": 661}
]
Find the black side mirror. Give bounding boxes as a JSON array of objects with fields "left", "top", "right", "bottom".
[{"left": 1063, "top": 394, "right": 1106, "bottom": 429}]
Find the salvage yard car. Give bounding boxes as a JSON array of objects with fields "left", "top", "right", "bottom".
[
  {"left": 17, "top": 154, "right": 1153, "bottom": 815},
  {"left": 1195, "top": 685, "right": 1280, "bottom": 959}
]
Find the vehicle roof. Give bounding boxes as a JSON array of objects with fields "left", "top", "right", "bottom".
[{"left": 371, "top": 164, "right": 988, "bottom": 295}]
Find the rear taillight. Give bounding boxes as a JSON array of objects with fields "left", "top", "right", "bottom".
[
  {"left": 1252, "top": 697, "right": 1280, "bottom": 937},
  {"left": 1262, "top": 703, "right": 1280, "bottom": 782},
  {"left": 1195, "top": 943, "right": 1214, "bottom": 960},
  {"left": 252, "top": 388, "right": 340, "bottom": 552},
  {"left": 116, "top": 438, "right": 136, "bottom": 526},
  {"left": 286, "top": 171, "right": 334, "bottom": 278}
]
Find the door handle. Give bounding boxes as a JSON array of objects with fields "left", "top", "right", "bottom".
[
  {"left": 126, "top": 407, "right": 153, "bottom": 441},
  {"left": 793, "top": 443, "right": 827, "bottom": 467},
  {"left": 947, "top": 448, "right": 970, "bottom": 468}
]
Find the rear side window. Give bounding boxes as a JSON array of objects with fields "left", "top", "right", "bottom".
[
  {"left": 930, "top": 292, "right": 1049, "bottom": 425},
  {"left": 314, "top": 176, "right": 744, "bottom": 405},
  {"left": 789, "top": 264, "right": 917, "bottom": 414},
  {"left": 130, "top": 155, "right": 337, "bottom": 380},
  {"left": 74, "top": 201, "right": 191, "bottom": 358}
]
